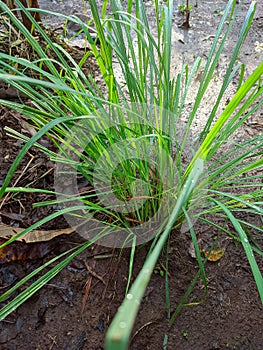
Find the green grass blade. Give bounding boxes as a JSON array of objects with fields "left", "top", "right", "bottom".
[
  {"left": 0, "top": 238, "right": 101, "bottom": 321},
  {"left": 200, "top": 1, "right": 257, "bottom": 138},
  {"left": 189, "top": 60, "right": 263, "bottom": 167},
  {"left": 105, "top": 159, "right": 204, "bottom": 350},
  {"left": 211, "top": 199, "right": 263, "bottom": 303}
]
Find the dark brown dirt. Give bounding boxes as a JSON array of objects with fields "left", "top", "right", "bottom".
[{"left": 0, "top": 0, "right": 263, "bottom": 349}]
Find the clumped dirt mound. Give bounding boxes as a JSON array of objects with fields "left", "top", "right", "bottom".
[{"left": 0, "top": 0, "right": 263, "bottom": 349}]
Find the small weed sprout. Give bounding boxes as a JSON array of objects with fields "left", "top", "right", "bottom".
[{"left": 178, "top": 0, "right": 193, "bottom": 28}]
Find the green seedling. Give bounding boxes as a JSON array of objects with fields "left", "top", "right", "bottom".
[{"left": 178, "top": 0, "right": 193, "bottom": 28}]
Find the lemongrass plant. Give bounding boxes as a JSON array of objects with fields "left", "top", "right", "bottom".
[{"left": 0, "top": 0, "right": 262, "bottom": 349}]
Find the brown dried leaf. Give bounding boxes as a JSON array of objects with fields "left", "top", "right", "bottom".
[
  {"left": 202, "top": 248, "right": 225, "bottom": 262},
  {"left": 0, "top": 237, "right": 57, "bottom": 264},
  {"left": 0, "top": 222, "right": 74, "bottom": 242}
]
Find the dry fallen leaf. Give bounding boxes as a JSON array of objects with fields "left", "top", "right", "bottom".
[
  {"left": 0, "top": 222, "right": 74, "bottom": 243},
  {"left": 0, "top": 237, "right": 58, "bottom": 263},
  {"left": 202, "top": 247, "right": 225, "bottom": 262}
]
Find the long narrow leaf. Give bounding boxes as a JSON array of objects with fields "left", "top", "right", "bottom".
[{"left": 105, "top": 159, "right": 204, "bottom": 350}]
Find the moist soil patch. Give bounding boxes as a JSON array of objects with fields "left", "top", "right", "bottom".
[{"left": 0, "top": 1, "right": 263, "bottom": 349}]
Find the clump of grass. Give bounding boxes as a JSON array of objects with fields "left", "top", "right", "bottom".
[{"left": 0, "top": 0, "right": 262, "bottom": 349}]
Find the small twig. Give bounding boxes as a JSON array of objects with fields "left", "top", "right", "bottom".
[
  {"left": 81, "top": 275, "right": 93, "bottom": 314},
  {"left": 81, "top": 245, "right": 107, "bottom": 313},
  {"left": 0, "top": 152, "right": 34, "bottom": 209},
  {"left": 131, "top": 320, "right": 158, "bottom": 343},
  {"left": 48, "top": 334, "right": 58, "bottom": 350},
  {"left": 85, "top": 263, "right": 106, "bottom": 285},
  {"left": 102, "top": 246, "right": 121, "bottom": 299},
  {"left": 159, "top": 261, "right": 171, "bottom": 278}
]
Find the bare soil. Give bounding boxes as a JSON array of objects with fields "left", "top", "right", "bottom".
[{"left": 0, "top": 1, "right": 263, "bottom": 349}]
